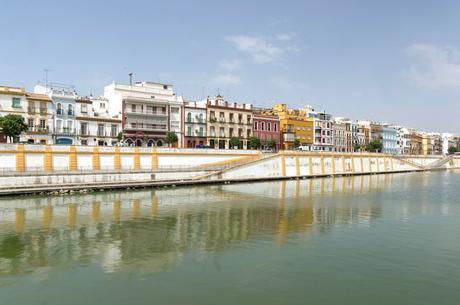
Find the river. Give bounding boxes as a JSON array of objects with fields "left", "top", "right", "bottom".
[{"left": 0, "top": 171, "right": 459, "bottom": 305}]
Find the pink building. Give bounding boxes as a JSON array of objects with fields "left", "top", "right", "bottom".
[{"left": 253, "top": 113, "right": 281, "bottom": 151}]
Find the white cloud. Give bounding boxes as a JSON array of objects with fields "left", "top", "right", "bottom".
[
  {"left": 218, "top": 59, "right": 242, "bottom": 71},
  {"left": 405, "top": 44, "right": 460, "bottom": 89},
  {"left": 226, "top": 35, "right": 297, "bottom": 64},
  {"left": 276, "top": 33, "right": 294, "bottom": 41},
  {"left": 209, "top": 73, "right": 241, "bottom": 85}
]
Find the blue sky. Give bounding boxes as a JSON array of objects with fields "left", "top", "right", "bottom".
[{"left": 2, "top": 0, "right": 460, "bottom": 133}]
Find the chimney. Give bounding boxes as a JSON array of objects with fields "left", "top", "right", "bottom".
[{"left": 128, "top": 73, "right": 133, "bottom": 86}]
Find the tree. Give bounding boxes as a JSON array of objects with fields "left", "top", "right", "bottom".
[
  {"left": 0, "top": 114, "right": 28, "bottom": 143},
  {"left": 248, "top": 137, "right": 261, "bottom": 149},
  {"left": 353, "top": 143, "right": 361, "bottom": 151},
  {"left": 293, "top": 138, "right": 300, "bottom": 149},
  {"left": 117, "top": 132, "right": 123, "bottom": 142},
  {"left": 165, "top": 132, "right": 178, "bottom": 147},
  {"left": 366, "top": 140, "right": 382, "bottom": 153},
  {"left": 448, "top": 146, "right": 458, "bottom": 154},
  {"left": 266, "top": 138, "right": 277, "bottom": 150},
  {"left": 229, "top": 137, "right": 240, "bottom": 149}
]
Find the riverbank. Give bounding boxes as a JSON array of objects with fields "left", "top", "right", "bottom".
[{"left": 1, "top": 144, "right": 459, "bottom": 196}]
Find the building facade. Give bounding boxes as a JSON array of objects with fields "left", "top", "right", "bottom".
[
  {"left": 76, "top": 97, "right": 121, "bottom": 146},
  {"left": 183, "top": 101, "right": 207, "bottom": 148},
  {"left": 204, "top": 95, "right": 253, "bottom": 149},
  {"left": 35, "top": 84, "right": 78, "bottom": 145},
  {"left": 104, "top": 81, "right": 183, "bottom": 147},
  {"left": 332, "top": 120, "right": 347, "bottom": 152},
  {"left": 381, "top": 126, "right": 397, "bottom": 154},
  {"left": 271, "top": 104, "right": 314, "bottom": 150},
  {"left": 252, "top": 111, "right": 281, "bottom": 151}
]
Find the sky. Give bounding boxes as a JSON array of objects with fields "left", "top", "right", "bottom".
[{"left": 1, "top": 0, "right": 460, "bottom": 133}]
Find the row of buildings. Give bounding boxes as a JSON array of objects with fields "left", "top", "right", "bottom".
[{"left": 1, "top": 80, "right": 459, "bottom": 154}]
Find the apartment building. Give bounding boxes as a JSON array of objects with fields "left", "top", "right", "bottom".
[
  {"left": 76, "top": 97, "right": 121, "bottom": 146},
  {"left": 252, "top": 109, "right": 281, "bottom": 151},
  {"left": 304, "top": 106, "right": 333, "bottom": 151},
  {"left": 332, "top": 120, "right": 347, "bottom": 152},
  {"left": 271, "top": 104, "right": 314, "bottom": 150},
  {"left": 183, "top": 101, "right": 207, "bottom": 148},
  {"left": 381, "top": 126, "right": 397, "bottom": 154},
  {"left": 203, "top": 95, "right": 252, "bottom": 149},
  {"left": 0, "top": 86, "right": 27, "bottom": 143},
  {"left": 333, "top": 117, "right": 352, "bottom": 152},
  {"left": 0, "top": 86, "right": 54, "bottom": 144},
  {"left": 34, "top": 84, "right": 78, "bottom": 145},
  {"left": 104, "top": 81, "right": 183, "bottom": 147}
]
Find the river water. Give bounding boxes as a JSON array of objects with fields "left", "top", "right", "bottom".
[{"left": 0, "top": 171, "right": 459, "bottom": 305}]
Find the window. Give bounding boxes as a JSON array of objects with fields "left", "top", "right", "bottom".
[
  {"left": 274, "top": 124, "right": 278, "bottom": 132},
  {"left": 67, "top": 121, "right": 73, "bottom": 130},
  {"left": 81, "top": 104, "right": 87, "bottom": 113},
  {"left": 261, "top": 122, "right": 265, "bottom": 131},
  {"left": 81, "top": 139, "right": 88, "bottom": 145},
  {"left": 267, "top": 122, "right": 271, "bottom": 131},
  {"left": 57, "top": 103, "right": 63, "bottom": 114},
  {"left": 187, "top": 113, "right": 192, "bottom": 122},
  {"left": 80, "top": 123, "right": 88, "bottom": 135},
  {"left": 28, "top": 118, "right": 34, "bottom": 129},
  {"left": 254, "top": 121, "right": 258, "bottom": 130},
  {"left": 39, "top": 119, "right": 46, "bottom": 130},
  {"left": 12, "top": 97, "right": 21, "bottom": 108},
  {"left": 98, "top": 124, "right": 105, "bottom": 137},
  {"left": 56, "top": 120, "right": 62, "bottom": 130},
  {"left": 131, "top": 104, "right": 136, "bottom": 113},
  {"left": 199, "top": 127, "right": 204, "bottom": 136},
  {"left": 111, "top": 125, "right": 118, "bottom": 137},
  {"left": 171, "top": 107, "right": 179, "bottom": 114},
  {"left": 68, "top": 104, "right": 74, "bottom": 115},
  {"left": 187, "top": 126, "right": 192, "bottom": 136}
]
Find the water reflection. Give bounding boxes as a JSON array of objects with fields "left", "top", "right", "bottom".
[{"left": 0, "top": 173, "right": 455, "bottom": 276}]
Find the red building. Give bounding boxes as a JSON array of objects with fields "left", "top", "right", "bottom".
[{"left": 252, "top": 113, "right": 281, "bottom": 151}]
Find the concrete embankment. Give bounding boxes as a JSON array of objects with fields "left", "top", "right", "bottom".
[{"left": 1, "top": 144, "right": 459, "bottom": 196}]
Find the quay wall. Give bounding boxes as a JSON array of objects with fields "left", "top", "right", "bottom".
[
  {"left": 0, "top": 144, "right": 459, "bottom": 195},
  {"left": 0, "top": 144, "right": 259, "bottom": 173}
]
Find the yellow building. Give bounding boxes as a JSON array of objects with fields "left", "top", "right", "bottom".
[{"left": 270, "top": 104, "right": 314, "bottom": 150}]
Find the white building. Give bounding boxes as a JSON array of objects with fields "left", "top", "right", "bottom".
[
  {"left": 104, "top": 81, "right": 184, "bottom": 147},
  {"left": 76, "top": 96, "right": 121, "bottom": 146},
  {"left": 35, "top": 84, "right": 78, "bottom": 145},
  {"left": 304, "top": 106, "right": 333, "bottom": 151},
  {"left": 183, "top": 101, "right": 207, "bottom": 148},
  {"left": 0, "top": 86, "right": 53, "bottom": 144}
]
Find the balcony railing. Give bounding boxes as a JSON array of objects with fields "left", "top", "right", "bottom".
[
  {"left": 56, "top": 110, "right": 74, "bottom": 116},
  {"left": 126, "top": 109, "right": 167, "bottom": 116},
  {"left": 126, "top": 124, "right": 167, "bottom": 132},
  {"left": 54, "top": 127, "right": 77, "bottom": 135},
  {"left": 27, "top": 126, "right": 49, "bottom": 133}
]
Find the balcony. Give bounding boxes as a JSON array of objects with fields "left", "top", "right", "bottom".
[
  {"left": 27, "top": 107, "right": 36, "bottom": 114},
  {"left": 56, "top": 109, "right": 75, "bottom": 117},
  {"left": 39, "top": 108, "right": 48, "bottom": 115},
  {"left": 125, "top": 124, "right": 167, "bottom": 132},
  {"left": 125, "top": 109, "right": 167, "bottom": 117},
  {"left": 54, "top": 127, "right": 77, "bottom": 136},
  {"left": 27, "top": 126, "right": 49, "bottom": 134}
]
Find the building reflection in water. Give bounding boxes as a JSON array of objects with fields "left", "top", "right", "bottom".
[{"left": 0, "top": 173, "right": 431, "bottom": 275}]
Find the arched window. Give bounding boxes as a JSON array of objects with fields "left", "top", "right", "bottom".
[
  {"left": 187, "top": 112, "right": 192, "bottom": 122},
  {"left": 68, "top": 104, "right": 74, "bottom": 115},
  {"left": 57, "top": 103, "right": 62, "bottom": 114}
]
